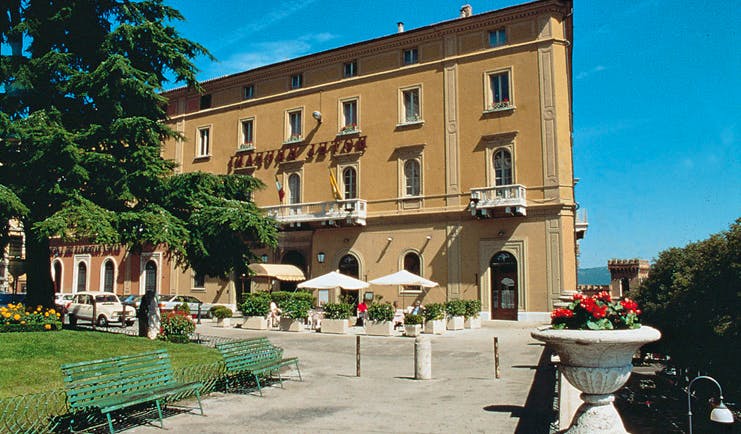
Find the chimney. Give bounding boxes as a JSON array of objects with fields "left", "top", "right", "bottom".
[
  {"left": 397, "top": 22, "right": 404, "bottom": 33},
  {"left": 460, "top": 4, "right": 472, "bottom": 18}
]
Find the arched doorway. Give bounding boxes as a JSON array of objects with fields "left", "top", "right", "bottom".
[
  {"left": 76, "top": 262, "right": 87, "bottom": 293},
  {"left": 53, "top": 261, "right": 62, "bottom": 293},
  {"left": 144, "top": 260, "right": 157, "bottom": 294},
  {"left": 490, "top": 251, "right": 518, "bottom": 320},
  {"left": 103, "top": 260, "right": 115, "bottom": 292},
  {"left": 281, "top": 250, "right": 306, "bottom": 291},
  {"left": 338, "top": 253, "right": 360, "bottom": 305}
]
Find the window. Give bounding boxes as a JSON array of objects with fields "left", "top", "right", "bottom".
[
  {"left": 403, "top": 48, "right": 418, "bottom": 65},
  {"left": 494, "top": 149, "right": 513, "bottom": 186},
  {"left": 288, "top": 173, "right": 301, "bottom": 204},
  {"left": 488, "top": 71, "right": 512, "bottom": 110},
  {"left": 343, "top": 167, "right": 357, "bottom": 199},
  {"left": 199, "top": 94, "right": 212, "bottom": 110},
  {"left": 197, "top": 127, "right": 210, "bottom": 157},
  {"left": 489, "top": 28, "right": 506, "bottom": 47},
  {"left": 290, "top": 73, "right": 303, "bottom": 89},
  {"left": 343, "top": 60, "right": 357, "bottom": 78},
  {"left": 403, "top": 252, "right": 422, "bottom": 292},
  {"left": 144, "top": 260, "right": 157, "bottom": 293},
  {"left": 76, "top": 262, "right": 87, "bottom": 292},
  {"left": 243, "top": 85, "right": 254, "bottom": 99},
  {"left": 103, "top": 260, "right": 114, "bottom": 292},
  {"left": 287, "top": 110, "right": 302, "bottom": 142},
  {"left": 341, "top": 99, "right": 358, "bottom": 132},
  {"left": 240, "top": 119, "right": 254, "bottom": 148},
  {"left": 402, "top": 88, "right": 421, "bottom": 123},
  {"left": 193, "top": 272, "right": 205, "bottom": 289},
  {"left": 404, "top": 159, "right": 421, "bottom": 196}
]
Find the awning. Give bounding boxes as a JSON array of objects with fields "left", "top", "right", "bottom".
[
  {"left": 248, "top": 263, "right": 306, "bottom": 282},
  {"left": 297, "top": 271, "right": 369, "bottom": 290}
]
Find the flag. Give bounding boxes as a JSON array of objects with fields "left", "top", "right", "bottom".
[
  {"left": 275, "top": 175, "right": 285, "bottom": 202},
  {"left": 329, "top": 169, "right": 342, "bottom": 200}
]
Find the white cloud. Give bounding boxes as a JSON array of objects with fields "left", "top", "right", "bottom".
[{"left": 575, "top": 65, "right": 606, "bottom": 80}]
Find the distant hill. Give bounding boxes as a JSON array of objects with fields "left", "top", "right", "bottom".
[{"left": 578, "top": 266, "right": 610, "bottom": 285}]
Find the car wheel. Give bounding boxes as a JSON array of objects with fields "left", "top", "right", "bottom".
[
  {"left": 69, "top": 314, "right": 77, "bottom": 326},
  {"left": 97, "top": 315, "right": 109, "bottom": 327}
]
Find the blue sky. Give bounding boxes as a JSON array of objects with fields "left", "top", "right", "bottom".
[{"left": 168, "top": 0, "right": 740, "bottom": 268}]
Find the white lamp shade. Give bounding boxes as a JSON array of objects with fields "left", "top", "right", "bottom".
[{"left": 710, "top": 403, "right": 735, "bottom": 424}]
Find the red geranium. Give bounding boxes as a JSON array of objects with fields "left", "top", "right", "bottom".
[{"left": 552, "top": 292, "right": 642, "bottom": 330}]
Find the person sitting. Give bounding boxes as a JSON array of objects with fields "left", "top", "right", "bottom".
[
  {"left": 408, "top": 300, "right": 423, "bottom": 315},
  {"left": 267, "top": 300, "right": 281, "bottom": 328},
  {"left": 393, "top": 301, "right": 405, "bottom": 329}
]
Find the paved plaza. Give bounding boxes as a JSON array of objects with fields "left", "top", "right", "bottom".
[{"left": 130, "top": 320, "right": 555, "bottom": 434}]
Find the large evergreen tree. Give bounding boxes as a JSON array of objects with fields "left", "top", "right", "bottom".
[{"left": 0, "top": 0, "right": 277, "bottom": 307}]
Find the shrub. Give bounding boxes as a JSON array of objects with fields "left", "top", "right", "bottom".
[
  {"left": 174, "top": 302, "right": 190, "bottom": 314},
  {"left": 0, "top": 303, "right": 62, "bottom": 332},
  {"left": 367, "top": 302, "right": 394, "bottom": 322},
  {"left": 240, "top": 292, "right": 271, "bottom": 317},
  {"left": 281, "top": 296, "right": 311, "bottom": 319},
  {"left": 423, "top": 303, "right": 446, "bottom": 321},
  {"left": 463, "top": 299, "right": 482, "bottom": 319},
  {"left": 271, "top": 290, "right": 314, "bottom": 307},
  {"left": 445, "top": 299, "right": 467, "bottom": 318},
  {"left": 159, "top": 311, "right": 195, "bottom": 342},
  {"left": 404, "top": 313, "right": 424, "bottom": 325},
  {"left": 210, "top": 306, "right": 233, "bottom": 319},
  {"left": 323, "top": 302, "right": 354, "bottom": 320}
]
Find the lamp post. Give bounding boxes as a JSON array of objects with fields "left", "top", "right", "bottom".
[{"left": 687, "top": 375, "right": 735, "bottom": 434}]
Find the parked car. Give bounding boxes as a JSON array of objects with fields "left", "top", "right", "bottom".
[
  {"left": 120, "top": 294, "right": 143, "bottom": 309},
  {"left": 67, "top": 291, "right": 136, "bottom": 327},
  {"left": 158, "top": 295, "right": 214, "bottom": 318},
  {"left": 54, "top": 293, "right": 74, "bottom": 314}
]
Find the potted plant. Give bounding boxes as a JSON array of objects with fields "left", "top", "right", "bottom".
[
  {"left": 403, "top": 313, "right": 424, "bottom": 337},
  {"left": 464, "top": 299, "right": 482, "bottom": 329},
  {"left": 445, "top": 299, "right": 466, "bottom": 330},
  {"left": 321, "top": 302, "right": 353, "bottom": 334},
  {"left": 423, "top": 303, "right": 446, "bottom": 335},
  {"left": 158, "top": 311, "right": 195, "bottom": 343},
  {"left": 365, "top": 302, "right": 394, "bottom": 336},
  {"left": 531, "top": 292, "right": 660, "bottom": 433},
  {"left": 210, "top": 305, "right": 233, "bottom": 327},
  {"left": 240, "top": 293, "right": 270, "bottom": 330},
  {"left": 279, "top": 295, "right": 311, "bottom": 332}
]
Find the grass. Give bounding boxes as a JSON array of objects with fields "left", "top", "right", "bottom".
[{"left": 0, "top": 330, "right": 221, "bottom": 398}]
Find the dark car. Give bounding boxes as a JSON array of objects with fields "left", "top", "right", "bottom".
[{"left": 0, "top": 293, "right": 25, "bottom": 306}]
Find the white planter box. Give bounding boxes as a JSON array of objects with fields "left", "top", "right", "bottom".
[
  {"left": 321, "top": 319, "right": 349, "bottom": 334},
  {"left": 424, "top": 319, "right": 446, "bottom": 335},
  {"left": 446, "top": 316, "right": 464, "bottom": 330},
  {"left": 464, "top": 317, "right": 482, "bottom": 329},
  {"left": 365, "top": 320, "right": 393, "bottom": 336},
  {"left": 404, "top": 324, "right": 422, "bottom": 337},
  {"left": 279, "top": 317, "right": 304, "bottom": 332},
  {"left": 216, "top": 317, "right": 232, "bottom": 328},
  {"left": 243, "top": 316, "right": 268, "bottom": 330}
]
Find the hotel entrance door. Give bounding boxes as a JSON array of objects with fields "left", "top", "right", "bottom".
[{"left": 490, "top": 251, "right": 518, "bottom": 320}]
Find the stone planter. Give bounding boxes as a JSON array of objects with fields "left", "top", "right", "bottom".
[
  {"left": 216, "top": 317, "right": 231, "bottom": 328},
  {"left": 424, "top": 319, "right": 445, "bottom": 335},
  {"left": 446, "top": 316, "right": 464, "bottom": 330},
  {"left": 321, "top": 318, "right": 349, "bottom": 334},
  {"left": 365, "top": 320, "right": 393, "bottom": 336},
  {"left": 465, "top": 317, "right": 482, "bottom": 329},
  {"left": 531, "top": 326, "right": 661, "bottom": 433},
  {"left": 279, "top": 317, "right": 304, "bottom": 332},
  {"left": 404, "top": 324, "right": 422, "bottom": 337},
  {"left": 242, "top": 316, "right": 268, "bottom": 330}
]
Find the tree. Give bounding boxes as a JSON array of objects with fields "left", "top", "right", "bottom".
[
  {"left": 0, "top": 1, "right": 278, "bottom": 308},
  {"left": 631, "top": 219, "right": 740, "bottom": 397}
]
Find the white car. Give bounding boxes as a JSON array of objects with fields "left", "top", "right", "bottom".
[
  {"left": 54, "top": 293, "right": 74, "bottom": 314},
  {"left": 67, "top": 291, "right": 136, "bottom": 327},
  {"left": 158, "top": 295, "right": 214, "bottom": 318}
]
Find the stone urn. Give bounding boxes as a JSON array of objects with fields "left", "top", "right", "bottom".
[{"left": 531, "top": 326, "right": 661, "bottom": 434}]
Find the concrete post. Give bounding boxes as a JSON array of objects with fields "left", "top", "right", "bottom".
[{"left": 414, "top": 335, "right": 431, "bottom": 380}]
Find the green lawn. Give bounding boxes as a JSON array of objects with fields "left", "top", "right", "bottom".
[{"left": 0, "top": 330, "right": 221, "bottom": 398}]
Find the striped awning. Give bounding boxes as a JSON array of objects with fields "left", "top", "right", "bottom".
[{"left": 248, "top": 263, "right": 306, "bottom": 282}]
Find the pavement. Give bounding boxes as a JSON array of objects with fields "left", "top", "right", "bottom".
[{"left": 129, "top": 320, "right": 556, "bottom": 434}]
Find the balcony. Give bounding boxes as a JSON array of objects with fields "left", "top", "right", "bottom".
[
  {"left": 575, "top": 209, "right": 588, "bottom": 239},
  {"left": 263, "top": 199, "right": 367, "bottom": 228},
  {"left": 469, "top": 184, "right": 527, "bottom": 218}
]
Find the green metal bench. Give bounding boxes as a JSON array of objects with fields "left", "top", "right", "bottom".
[
  {"left": 60, "top": 349, "right": 204, "bottom": 433},
  {"left": 215, "top": 337, "right": 301, "bottom": 396}
]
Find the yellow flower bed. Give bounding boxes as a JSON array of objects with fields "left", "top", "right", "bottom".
[{"left": 0, "top": 303, "right": 62, "bottom": 332}]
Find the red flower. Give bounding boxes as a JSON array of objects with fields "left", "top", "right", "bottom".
[
  {"left": 551, "top": 308, "right": 574, "bottom": 319},
  {"left": 620, "top": 298, "right": 639, "bottom": 314},
  {"left": 572, "top": 293, "right": 583, "bottom": 301},
  {"left": 597, "top": 291, "right": 612, "bottom": 302}
]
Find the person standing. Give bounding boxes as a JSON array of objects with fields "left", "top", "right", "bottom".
[{"left": 357, "top": 300, "right": 368, "bottom": 326}]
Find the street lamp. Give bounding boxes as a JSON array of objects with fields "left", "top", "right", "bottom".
[
  {"left": 260, "top": 254, "right": 269, "bottom": 263},
  {"left": 316, "top": 252, "right": 325, "bottom": 263},
  {"left": 687, "top": 375, "right": 735, "bottom": 434}
]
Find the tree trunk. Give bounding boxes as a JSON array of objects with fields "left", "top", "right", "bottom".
[{"left": 24, "top": 231, "right": 54, "bottom": 307}]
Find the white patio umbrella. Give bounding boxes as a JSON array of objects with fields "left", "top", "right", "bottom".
[
  {"left": 297, "top": 271, "right": 370, "bottom": 290},
  {"left": 369, "top": 270, "right": 438, "bottom": 288}
]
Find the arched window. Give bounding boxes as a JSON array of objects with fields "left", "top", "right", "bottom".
[
  {"left": 403, "top": 252, "right": 421, "bottom": 292},
  {"left": 53, "top": 261, "right": 63, "bottom": 293},
  {"left": 103, "top": 260, "right": 115, "bottom": 292},
  {"left": 288, "top": 173, "right": 301, "bottom": 204},
  {"left": 494, "top": 149, "right": 513, "bottom": 186},
  {"left": 404, "top": 159, "right": 420, "bottom": 196},
  {"left": 339, "top": 254, "right": 359, "bottom": 278},
  {"left": 144, "top": 260, "right": 157, "bottom": 293},
  {"left": 76, "top": 262, "right": 87, "bottom": 293},
  {"left": 343, "top": 167, "right": 357, "bottom": 199}
]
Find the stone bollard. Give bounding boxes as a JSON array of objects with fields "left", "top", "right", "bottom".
[{"left": 414, "top": 335, "right": 431, "bottom": 380}]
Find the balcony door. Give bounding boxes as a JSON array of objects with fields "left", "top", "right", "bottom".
[{"left": 490, "top": 251, "right": 518, "bottom": 320}]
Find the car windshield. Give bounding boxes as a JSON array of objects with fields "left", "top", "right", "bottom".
[
  {"left": 159, "top": 295, "right": 176, "bottom": 302},
  {"left": 95, "top": 295, "right": 118, "bottom": 303}
]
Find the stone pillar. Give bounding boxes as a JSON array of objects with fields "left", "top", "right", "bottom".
[{"left": 414, "top": 335, "right": 431, "bottom": 380}]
